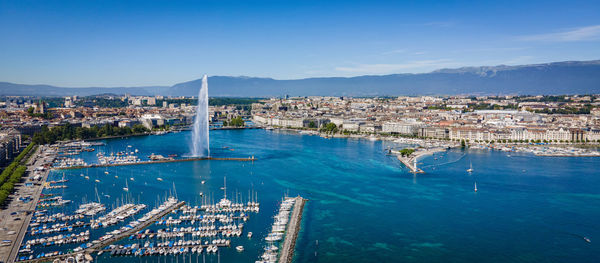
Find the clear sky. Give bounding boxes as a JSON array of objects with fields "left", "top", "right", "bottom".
[{"left": 1, "top": 0, "right": 599, "bottom": 87}]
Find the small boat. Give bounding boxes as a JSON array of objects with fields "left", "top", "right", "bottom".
[
  {"left": 474, "top": 182, "right": 478, "bottom": 192},
  {"left": 104, "top": 171, "right": 109, "bottom": 175},
  {"left": 157, "top": 178, "right": 163, "bottom": 181},
  {"left": 95, "top": 179, "right": 100, "bottom": 183},
  {"left": 84, "top": 176, "right": 89, "bottom": 180},
  {"left": 114, "top": 175, "right": 118, "bottom": 179},
  {"left": 467, "top": 162, "right": 473, "bottom": 173},
  {"left": 236, "top": 246, "right": 244, "bottom": 252},
  {"left": 123, "top": 180, "right": 129, "bottom": 192},
  {"left": 247, "top": 232, "right": 253, "bottom": 238},
  {"left": 584, "top": 237, "right": 591, "bottom": 243},
  {"left": 130, "top": 177, "right": 134, "bottom": 181},
  {"left": 201, "top": 181, "right": 205, "bottom": 184},
  {"left": 199, "top": 192, "right": 203, "bottom": 196}
]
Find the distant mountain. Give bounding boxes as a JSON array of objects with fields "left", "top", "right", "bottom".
[
  {"left": 2, "top": 60, "right": 600, "bottom": 97},
  {"left": 0, "top": 82, "right": 165, "bottom": 97}
]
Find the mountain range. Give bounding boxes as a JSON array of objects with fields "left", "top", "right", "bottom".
[{"left": 2, "top": 60, "right": 600, "bottom": 97}]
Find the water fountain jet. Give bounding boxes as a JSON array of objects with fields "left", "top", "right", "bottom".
[{"left": 191, "top": 75, "right": 210, "bottom": 157}]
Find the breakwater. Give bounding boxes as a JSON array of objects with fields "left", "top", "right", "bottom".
[
  {"left": 395, "top": 148, "right": 446, "bottom": 173},
  {"left": 54, "top": 156, "right": 256, "bottom": 170},
  {"left": 278, "top": 196, "right": 306, "bottom": 263}
]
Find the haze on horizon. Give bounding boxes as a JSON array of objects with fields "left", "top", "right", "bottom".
[{"left": 1, "top": 0, "right": 599, "bottom": 87}]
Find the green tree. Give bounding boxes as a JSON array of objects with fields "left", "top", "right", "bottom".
[
  {"left": 228, "top": 117, "right": 245, "bottom": 127},
  {"left": 320, "top": 123, "right": 338, "bottom": 134}
]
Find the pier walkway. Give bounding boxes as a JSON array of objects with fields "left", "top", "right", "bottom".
[
  {"left": 278, "top": 196, "right": 306, "bottom": 263},
  {"left": 18, "top": 201, "right": 186, "bottom": 263},
  {"left": 55, "top": 156, "right": 256, "bottom": 170}
]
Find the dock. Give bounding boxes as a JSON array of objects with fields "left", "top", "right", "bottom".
[
  {"left": 17, "top": 201, "right": 186, "bottom": 263},
  {"left": 278, "top": 196, "right": 306, "bottom": 263},
  {"left": 54, "top": 156, "right": 256, "bottom": 170}
]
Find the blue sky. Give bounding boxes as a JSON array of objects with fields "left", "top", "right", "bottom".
[{"left": 1, "top": 0, "right": 599, "bottom": 87}]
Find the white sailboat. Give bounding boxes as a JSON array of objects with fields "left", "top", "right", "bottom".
[
  {"left": 474, "top": 182, "right": 478, "bottom": 192},
  {"left": 467, "top": 162, "right": 473, "bottom": 173},
  {"left": 123, "top": 179, "right": 129, "bottom": 192}
]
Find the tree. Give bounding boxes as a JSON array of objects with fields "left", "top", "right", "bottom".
[
  {"left": 321, "top": 123, "right": 338, "bottom": 134},
  {"left": 399, "top": 148, "right": 415, "bottom": 157},
  {"left": 308, "top": 121, "right": 317, "bottom": 129},
  {"left": 227, "top": 117, "right": 245, "bottom": 127}
]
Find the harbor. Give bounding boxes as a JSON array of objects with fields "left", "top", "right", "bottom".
[
  {"left": 2, "top": 127, "right": 599, "bottom": 263},
  {"left": 8, "top": 165, "right": 265, "bottom": 263},
  {"left": 15, "top": 198, "right": 185, "bottom": 263}
]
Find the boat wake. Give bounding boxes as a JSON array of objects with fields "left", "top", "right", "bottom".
[{"left": 420, "top": 152, "right": 467, "bottom": 169}]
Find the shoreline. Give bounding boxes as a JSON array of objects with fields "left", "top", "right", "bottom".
[{"left": 266, "top": 126, "right": 600, "bottom": 157}]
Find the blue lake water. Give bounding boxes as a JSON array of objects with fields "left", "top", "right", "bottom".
[{"left": 35, "top": 129, "right": 600, "bottom": 262}]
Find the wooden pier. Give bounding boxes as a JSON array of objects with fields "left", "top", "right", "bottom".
[
  {"left": 278, "top": 196, "right": 306, "bottom": 263},
  {"left": 54, "top": 156, "right": 256, "bottom": 170},
  {"left": 17, "top": 201, "right": 185, "bottom": 263}
]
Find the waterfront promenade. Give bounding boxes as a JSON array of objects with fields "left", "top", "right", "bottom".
[
  {"left": 279, "top": 196, "right": 306, "bottom": 263},
  {"left": 0, "top": 146, "right": 50, "bottom": 263}
]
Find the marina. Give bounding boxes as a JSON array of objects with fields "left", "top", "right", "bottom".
[{"left": 16, "top": 198, "right": 185, "bottom": 263}]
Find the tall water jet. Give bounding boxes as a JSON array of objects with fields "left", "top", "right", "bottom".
[{"left": 191, "top": 75, "right": 210, "bottom": 157}]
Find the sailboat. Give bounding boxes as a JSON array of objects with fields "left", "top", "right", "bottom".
[
  {"left": 123, "top": 179, "right": 129, "bottom": 192},
  {"left": 474, "top": 182, "right": 478, "bottom": 192},
  {"left": 467, "top": 162, "right": 473, "bottom": 173}
]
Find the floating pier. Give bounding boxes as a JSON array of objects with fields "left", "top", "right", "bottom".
[
  {"left": 54, "top": 156, "right": 256, "bottom": 170},
  {"left": 278, "top": 196, "right": 306, "bottom": 263}
]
